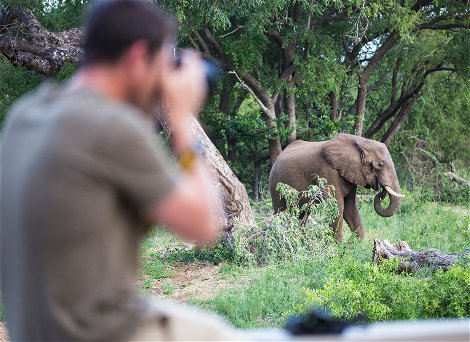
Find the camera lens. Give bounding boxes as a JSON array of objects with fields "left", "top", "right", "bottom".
[
  {"left": 202, "top": 59, "right": 220, "bottom": 94},
  {"left": 173, "top": 49, "right": 220, "bottom": 94}
]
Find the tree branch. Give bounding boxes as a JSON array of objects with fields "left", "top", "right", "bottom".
[
  {"left": 365, "top": 65, "right": 454, "bottom": 138},
  {"left": 0, "top": 9, "right": 83, "bottom": 74},
  {"left": 203, "top": 26, "right": 225, "bottom": 59},
  {"left": 418, "top": 22, "right": 470, "bottom": 30},
  {"left": 391, "top": 57, "right": 402, "bottom": 104},
  {"left": 193, "top": 30, "right": 211, "bottom": 56},
  {"left": 228, "top": 70, "right": 269, "bottom": 113}
]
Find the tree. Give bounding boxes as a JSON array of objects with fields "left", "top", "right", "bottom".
[
  {"left": 0, "top": 6, "right": 256, "bottom": 231},
  {"left": 2, "top": 0, "right": 469, "bottom": 206},
  {"left": 158, "top": 0, "right": 469, "bottom": 161}
]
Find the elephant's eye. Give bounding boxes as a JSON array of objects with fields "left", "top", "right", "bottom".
[{"left": 379, "top": 161, "right": 384, "bottom": 168}]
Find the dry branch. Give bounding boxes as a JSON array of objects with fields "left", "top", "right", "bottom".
[
  {"left": 444, "top": 172, "right": 470, "bottom": 186},
  {"left": 372, "top": 239, "right": 469, "bottom": 273}
]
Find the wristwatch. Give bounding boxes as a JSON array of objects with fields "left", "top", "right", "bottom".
[{"left": 177, "top": 147, "right": 198, "bottom": 171}]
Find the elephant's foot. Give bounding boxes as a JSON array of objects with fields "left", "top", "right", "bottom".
[{"left": 352, "top": 226, "right": 365, "bottom": 239}]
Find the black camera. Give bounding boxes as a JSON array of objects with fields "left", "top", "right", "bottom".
[{"left": 174, "top": 49, "right": 220, "bottom": 95}]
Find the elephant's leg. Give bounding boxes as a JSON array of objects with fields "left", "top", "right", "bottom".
[
  {"left": 343, "top": 188, "right": 365, "bottom": 239},
  {"left": 330, "top": 196, "right": 344, "bottom": 241}
]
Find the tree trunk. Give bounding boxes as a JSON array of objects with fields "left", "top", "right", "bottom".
[
  {"left": 372, "top": 239, "right": 470, "bottom": 273},
  {"left": 285, "top": 86, "right": 296, "bottom": 144},
  {"left": 381, "top": 97, "right": 416, "bottom": 146},
  {"left": 329, "top": 91, "right": 339, "bottom": 121},
  {"left": 354, "top": 74, "right": 367, "bottom": 136},
  {"left": 189, "top": 118, "right": 256, "bottom": 230},
  {"left": 266, "top": 110, "right": 283, "bottom": 164},
  {"left": 253, "top": 159, "right": 261, "bottom": 202},
  {"left": 225, "top": 93, "right": 244, "bottom": 163},
  {"left": 157, "top": 113, "right": 256, "bottom": 230},
  {"left": 227, "top": 135, "right": 238, "bottom": 163},
  {"left": 0, "top": 9, "right": 256, "bottom": 232}
]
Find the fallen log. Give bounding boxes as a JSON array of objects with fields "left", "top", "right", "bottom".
[
  {"left": 444, "top": 171, "right": 470, "bottom": 186},
  {"left": 372, "top": 239, "right": 470, "bottom": 273}
]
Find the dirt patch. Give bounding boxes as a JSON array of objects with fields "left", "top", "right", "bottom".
[{"left": 140, "top": 262, "right": 238, "bottom": 302}]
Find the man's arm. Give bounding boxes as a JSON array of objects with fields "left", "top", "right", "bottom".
[
  {"left": 149, "top": 51, "right": 220, "bottom": 245},
  {"left": 149, "top": 161, "right": 219, "bottom": 244}
]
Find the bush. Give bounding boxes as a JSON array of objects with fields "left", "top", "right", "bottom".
[
  {"left": 160, "top": 180, "right": 339, "bottom": 266},
  {"left": 230, "top": 181, "right": 338, "bottom": 265},
  {"left": 296, "top": 257, "right": 470, "bottom": 321},
  {"left": 166, "top": 239, "right": 236, "bottom": 265}
]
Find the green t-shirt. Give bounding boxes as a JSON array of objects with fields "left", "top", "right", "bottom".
[{"left": 0, "top": 84, "right": 179, "bottom": 340}]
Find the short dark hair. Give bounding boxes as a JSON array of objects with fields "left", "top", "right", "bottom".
[{"left": 82, "top": 0, "right": 176, "bottom": 65}]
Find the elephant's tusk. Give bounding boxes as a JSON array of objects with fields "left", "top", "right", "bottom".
[{"left": 384, "top": 186, "right": 405, "bottom": 198}]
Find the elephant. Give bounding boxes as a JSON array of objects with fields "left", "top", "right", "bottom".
[{"left": 269, "top": 133, "right": 403, "bottom": 241}]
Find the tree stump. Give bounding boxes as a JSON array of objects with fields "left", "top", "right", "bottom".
[{"left": 372, "top": 239, "right": 469, "bottom": 273}]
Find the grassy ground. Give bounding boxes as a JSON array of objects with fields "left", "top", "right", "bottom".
[
  {"left": 139, "top": 190, "right": 469, "bottom": 329},
  {"left": 0, "top": 192, "right": 468, "bottom": 334}
]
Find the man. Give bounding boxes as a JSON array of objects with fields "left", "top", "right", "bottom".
[{"left": 0, "top": 1, "right": 245, "bottom": 340}]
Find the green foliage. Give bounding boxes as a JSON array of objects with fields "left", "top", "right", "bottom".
[
  {"left": 157, "top": 181, "right": 338, "bottom": 266},
  {"left": 390, "top": 131, "right": 470, "bottom": 205},
  {"left": 162, "top": 281, "right": 175, "bottom": 296},
  {"left": 0, "top": 57, "right": 44, "bottom": 126},
  {"left": 230, "top": 181, "right": 338, "bottom": 265},
  {"left": 194, "top": 196, "right": 469, "bottom": 328},
  {"left": 140, "top": 229, "right": 175, "bottom": 282},
  {"left": 197, "top": 258, "right": 333, "bottom": 329},
  {"left": 165, "top": 239, "right": 236, "bottom": 265},
  {"left": 297, "top": 260, "right": 470, "bottom": 321}
]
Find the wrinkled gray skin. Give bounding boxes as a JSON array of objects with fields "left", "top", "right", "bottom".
[{"left": 269, "top": 133, "right": 402, "bottom": 241}]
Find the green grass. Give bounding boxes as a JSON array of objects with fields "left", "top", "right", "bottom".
[
  {"left": 139, "top": 228, "right": 178, "bottom": 291},
  {"left": 193, "top": 194, "right": 468, "bottom": 328},
  {"left": 136, "top": 192, "right": 469, "bottom": 328},
  {"left": 0, "top": 193, "right": 466, "bottom": 326}
]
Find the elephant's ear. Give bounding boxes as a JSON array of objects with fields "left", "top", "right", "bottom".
[{"left": 322, "top": 133, "right": 368, "bottom": 186}]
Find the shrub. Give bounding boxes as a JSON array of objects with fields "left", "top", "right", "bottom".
[
  {"left": 230, "top": 181, "right": 338, "bottom": 265},
  {"left": 295, "top": 257, "right": 470, "bottom": 321},
  {"left": 161, "top": 180, "right": 339, "bottom": 266}
]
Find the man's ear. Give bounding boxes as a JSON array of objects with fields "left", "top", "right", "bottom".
[{"left": 123, "top": 40, "right": 150, "bottom": 71}]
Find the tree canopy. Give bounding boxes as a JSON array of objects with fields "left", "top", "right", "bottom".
[{"left": 1, "top": 0, "right": 469, "bottom": 200}]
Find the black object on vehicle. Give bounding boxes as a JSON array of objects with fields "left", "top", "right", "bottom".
[{"left": 284, "top": 307, "right": 367, "bottom": 335}]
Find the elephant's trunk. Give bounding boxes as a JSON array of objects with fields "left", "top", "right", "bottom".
[{"left": 374, "top": 182, "right": 402, "bottom": 217}]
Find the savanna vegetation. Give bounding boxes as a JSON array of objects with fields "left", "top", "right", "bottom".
[{"left": 1, "top": 0, "right": 469, "bottom": 331}]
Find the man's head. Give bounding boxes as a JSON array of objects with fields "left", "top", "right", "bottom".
[{"left": 82, "top": 0, "right": 176, "bottom": 113}]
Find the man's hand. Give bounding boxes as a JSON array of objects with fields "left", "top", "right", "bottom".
[
  {"left": 150, "top": 49, "right": 221, "bottom": 245},
  {"left": 163, "top": 50, "right": 208, "bottom": 117}
]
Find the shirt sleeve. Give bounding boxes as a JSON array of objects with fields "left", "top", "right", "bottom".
[{"left": 98, "top": 110, "right": 181, "bottom": 212}]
